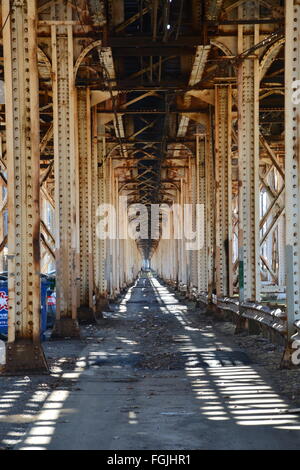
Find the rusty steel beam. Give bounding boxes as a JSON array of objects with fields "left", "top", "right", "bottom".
[
  {"left": 96, "top": 109, "right": 213, "bottom": 114},
  {"left": 215, "top": 85, "right": 233, "bottom": 297},
  {"left": 237, "top": 2, "right": 260, "bottom": 303},
  {"left": 92, "top": 110, "right": 107, "bottom": 314},
  {"left": 282, "top": 0, "right": 300, "bottom": 352},
  {"left": 196, "top": 136, "right": 208, "bottom": 293},
  {"left": 107, "top": 37, "right": 203, "bottom": 47},
  {"left": 206, "top": 115, "right": 216, "bottom": 303},
  {"left": 41, "top": 233, "right": 55, "bottom": 261},
  {"left": 51, "top": 3, "right": 80, "bottom": 339},
  {"left": 2, "top": 0, "right": 48, "bottom": 374},
  {"left": 112, "top": 46, "right": 196, "bottom": 57},
  {"left": 177, "top": 45, "right": 211, "bottom": 138},
  {"left": 77, "top": 88, "right": 96, "bottom": 323},
  {"left": 115, "top": 6, "right": 150, "bottom": 33}
]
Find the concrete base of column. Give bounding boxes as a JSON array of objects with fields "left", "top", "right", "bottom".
[
  {"left": 3, "top": 340, "right": 49, "bottom": 375},
  {"left": 78, "top": 306, "right": 97, "bottom": 324},
  {"left": 280, "top": 342, "right": 298, "bottom": 369},
  {"left": 51, "top": 318, "right": 80, "bottom": 339},
  {"left": 247, "top": 318, "right": 261, "bottom": 335},
  {"left": 206, "top": 301, "right": 218, "bottom": 315},
  {"left": 95, "top": 297, "right": 109, "bottom": 319},
  {"left": 234, "top": 312, "right": 248, "bottom": 334}
]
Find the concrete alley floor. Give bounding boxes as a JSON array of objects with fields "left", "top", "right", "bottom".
[{"left": 1, "top": 274, "right": 300, "bottom": 450}]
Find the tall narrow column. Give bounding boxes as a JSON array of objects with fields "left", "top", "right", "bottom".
[
  {"left": 196, "top": 135, "right": 208, "bottom": 293},
  {"left": 92, "top": 110, "right": 105, "bottom": 315},
  {"left": 95, "top": 131, "right": 108, "bottom": 311},
  {"left": 284, "top": 0, "right": 300, "bottom": 342},
  {"left": 105, "top": 159, "right": 113, "bottom": 297},
  {"left": 180, "top": 180, "right": 188, "bottom": 288},
  {"left": 237, "top": 2, "right": 260, "bottom": 302},
  {"left": 206, "top": 117, "right": 216, "bottom": 302},
  {"left": 189, "top": 157, "right": 197, "bottom": 293},
  {"left": 2, "top": 0, "right": 48, "bottom": 372},
  {"left": 77, "top": 88, "right": 95, "bottom": 323},
  {"left": 51, "top": 4, "right": 80, "bottom": 338},
  {"left": 215, "top": 85, "right": 233, "bottom": 297}
]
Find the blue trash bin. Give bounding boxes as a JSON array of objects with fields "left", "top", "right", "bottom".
[
  {"left": 0, "top": 280, "right": 8, "bottom": 338},
  {"left": 40, "top": 278, "right": 49, "bottom": 341},
  {"left": 0, "top": 278, "right": 48, "bottom": 340}
]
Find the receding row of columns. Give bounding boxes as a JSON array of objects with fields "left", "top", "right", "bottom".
[
  {"left": 153, "top": 0, "right": 300, "bottom": 364},
  {"left": 1, "top": 0, "right": 141, "bottom": 373},
  {"left": 2, "top": 0, "right": 300, "bottom": 372}
]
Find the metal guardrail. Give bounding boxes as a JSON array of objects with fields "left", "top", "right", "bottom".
[{"left": 163, "top": 279, "right": 288, "bottom": 340}]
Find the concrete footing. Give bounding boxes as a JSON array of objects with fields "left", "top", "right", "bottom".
[
  {"left": 95, "top": 297, "right": 109, "bottom": 319},
  {"left": 280, "top": 343, "right": 298, "bottom": 369},
  {"left": 3, "top": 340, "right": 49, "bottom": 375},
  {"left": 51, "top": 318, "right": 81, "bottom": 339},
  {"left": 234, "top": 314, "right": 248, "bottom": 334},
  {"left": 77, "top": 306, "right": 97, "bottom": 324}
]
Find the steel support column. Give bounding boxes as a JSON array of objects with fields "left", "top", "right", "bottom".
[
  {"left": 215, "top": 85, "right": 233, "bottom": 297},
  {"left": 283, "top": 0, "right": 300, "bottom": 359},
  {"left": 188, "top": 156, "right": 197, "bottom": 295},
  {"left": 77, "top": 88, "right": 95, "bottom": 323},
  {"left": 237, "top": 2, "right": 260, "bottom": 303},
  {"left": 196, "top": 136, "right": 208, "bottom": 293},
  {"left": 95, "top": 132, "right": 108, "bottom": 311},
  {"left": 92, "top": 111, "right": 106, "bottom": 315},
  {"left": 206, "top": 116, "right": 216, "bottom": 302},
  {"left": 51, "top": 4, "right": 80, "bottom": 338},
  {"left": 2, "top": 0, "right": 48, "bottom": 373},
  {"left": 180, "top": 180, "right": 188, "bottom": 288}
]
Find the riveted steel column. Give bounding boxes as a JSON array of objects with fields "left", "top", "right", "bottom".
[
  {"left": 174, "top": 189, "right": 180, "bottom": 286},
  {"left": 206, "top": 117, "right": 216, "bottom": 302},
  {"left": 171, "top": 210, "right": 176, "bottom": 284},
  {"left": 91, "top": 106, "right": 98, "bottom": 305},
  {"left": 237, "top": 2, "right": 260, "bottom": 303},
  {"left": 95, "top": 123, "right": 108, "bottom": 311},
  {"left": 2, "top": 0, "right": 48, "bottom": 373},
  {"left": 0, "top": 167, "right": 5, "bottom": 274},
  {"left": 197, "top": 135, "right": 208, "bottom": 293},
  {"left": 114, "top": 176, "right": 120, "bottom": 295},
  {"left": 189, "top": 157, "right": 197, "bottom": 293},
  {"left": 77, "top": 88, "right": 95, "bottom": 323},
  {"left": 215, "top": 85, "right": 233, "bottom": 297},
  {"left": 92, "top": 111, "right": 105, "bottom": 314},
  {"left": 108, "top": 159, "right": 116, "bottom": 298},
  {"left": 180, "top": 180, "right": 187, "bottom": 289},
  {"left": 284, "top": 0, "right": 300, "bottom": 343},
  {"left": 106, "top": 159, "right": 114, "bottom": 297},
  {"left": 51, "top": 3, "right": 80, "bottom": 338}
]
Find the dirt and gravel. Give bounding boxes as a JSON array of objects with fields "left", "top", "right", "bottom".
[{"left": 1, "top": 274, "right": 300, "bottom": 450}]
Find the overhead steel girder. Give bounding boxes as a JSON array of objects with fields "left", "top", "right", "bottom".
[
  {"left": 205, "top": 0, "right": 224, "bottom": 21},
  {"left": 51, "top": 3, "right": 80, "bottom": 338},
  {"left": 98, "top": 47, "right": 128, "bottom": 157},
  {"left": 2, "top": 0, "right": 48, "bottom": 373},
  {"left": 177, "top": 45, "right": 211, "bottom": 138}
]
